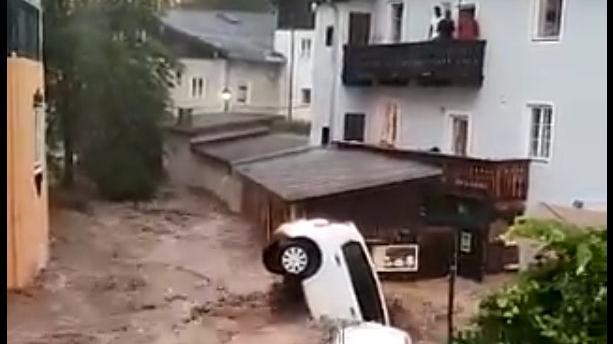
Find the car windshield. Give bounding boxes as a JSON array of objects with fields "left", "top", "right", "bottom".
[{"left": 341, "top": 241, "right": 386, "bottom": 324}]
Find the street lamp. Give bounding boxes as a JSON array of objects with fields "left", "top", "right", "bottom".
[{"left": 221, "top": 87, "right": 232, "bottom": 113}]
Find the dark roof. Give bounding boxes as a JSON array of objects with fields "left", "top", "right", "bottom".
[
  {"left": 236, "top": 147, "right": 443, "bottom": 202},
  {"left": 161, "top": 9, "right": 284, "bottom": 63},
  {"left": 192, "top": 133, "right": 309, "bottom": 164},
  {"left": 166, "top": 113, "right": 280, "bottom": 137}
]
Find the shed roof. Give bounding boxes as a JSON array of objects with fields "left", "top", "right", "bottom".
[
  {"left": 161, "top": 9, "right": 283, "bottom": 63},
  {"left": 236, "top": 148, "right": 443, "bottom": 202},
  {"left": 166, "top": 113, "right": 279, "bottom": 136},
  {"left": 192, "top": 133, "right": 309, "bottom": 165}
]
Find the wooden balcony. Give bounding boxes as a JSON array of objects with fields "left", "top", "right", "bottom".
[
  {"left": 342, "top": 40, "right": 486, "bottom": 87},
  {"left": 335, "top": 142, "right": 530, "bottom": 203}
]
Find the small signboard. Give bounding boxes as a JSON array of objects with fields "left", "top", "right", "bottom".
[
  {"left": 371, "top": 244, "right": 419, "bottom": 272},
  {"left": 460, "top": 231, "right": 472, "bottom": 253}
]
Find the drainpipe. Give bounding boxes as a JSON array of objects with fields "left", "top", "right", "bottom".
[{"left": 328, "top": 1, "right": 340, "bottom": 145}]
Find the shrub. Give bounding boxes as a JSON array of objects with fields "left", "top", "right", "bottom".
[{"left": 455, "top": 218, "right": 607, "bottom": 344}]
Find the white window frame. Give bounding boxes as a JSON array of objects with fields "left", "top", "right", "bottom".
[
  {"left": 379, "top": 100, "right": 401, "bottom": 147},
  {"left": 236, "top": 82, "right": 250, "bottom": 104},
  {"left": 444, "top": 111, "right": 472, "bottom": 156},
  {"left": 190, "top": 77, "right": 205, "bottom": 99},
  {"left": 531, "top": 0, "right": 565, "bottom": 43},
  {"left": 527, "top": 102, "right": 555, "bottom": 162},
  {"left": 33, "top": 102, "right": 45, "bottom": 174},
  {"left": 455, "top": 2, "right": 480, "bottom": 24},
  {"left": 300, "top": 38, "right": 312, "bottom": 58}
]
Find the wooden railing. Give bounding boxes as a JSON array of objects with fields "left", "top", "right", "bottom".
[
  {"left": 335, "top": 142, "right": 530, "bottom": 202},
  {"left": 342, "top": 40, "right": 486, "bottom": 87},
  {"left": 442, "top": 158, "right": 530, "bottom": 201}
]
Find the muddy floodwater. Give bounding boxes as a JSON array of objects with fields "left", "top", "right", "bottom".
[{"left": 7, "top": 187, "right": 513, "bottom": 344}]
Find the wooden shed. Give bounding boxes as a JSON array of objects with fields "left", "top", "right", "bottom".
[
  {"left": 236, "top": 143, "right": 530, "bottom": 281},
  {"left": 235, "top": 147, "right": 472, "bottom": 279}
]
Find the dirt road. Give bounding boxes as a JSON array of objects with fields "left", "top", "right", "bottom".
[{"left": 7, "top": 186, "right": 513, "bottom": 344}]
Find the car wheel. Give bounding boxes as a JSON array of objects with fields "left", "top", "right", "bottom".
[
  {"left": 278, "top": 239, "right": 321, "bottom": 279},
  {"left": 262, "top": 241, "right": 283, "bottom": 274}
]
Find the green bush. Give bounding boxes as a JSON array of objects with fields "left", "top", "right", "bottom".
[{"left": 455, "top": 218, "right": 607, "bottom": 344}]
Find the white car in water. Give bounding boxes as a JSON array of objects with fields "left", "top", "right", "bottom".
[
  {"left": 262, "top": 219, "right": 390, "bottom": 325},
  {"left": 331, "top": 322, "right": 412, "bottom": 344}
]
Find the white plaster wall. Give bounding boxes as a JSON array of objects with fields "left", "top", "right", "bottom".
[
  {"left": 275, "top": 29, "right": 315, "bottom": 122},
  {"left": 311, "top": 0, "right": 607, "bottom": 209},
  {"left": 171, "top": 58, "right": 227, "bottom": 114},
  {"left": 226, "top": 60, "right": 284, "bottom": 115},
  {"left": 170, "top": 58, "right": 284, "bottom": 116}
]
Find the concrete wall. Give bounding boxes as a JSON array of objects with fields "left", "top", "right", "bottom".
[
  {"left": 311, "top": 0, "right": 607, "bottom": 210},
  {"left": 171, "top": 58, "right": 284, "bottom": 116},
  {"left": 164, "top": 134, "right": 243, "bottom": 212},
  {"left": 274, "top": 29, "right": 315, "bottom": 122}
]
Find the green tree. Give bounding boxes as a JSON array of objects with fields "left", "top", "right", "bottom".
[
  {"left": 455, "top": 218, "right": 607, "bottom": 344},
  {"left": 44, "top": 0, "right": 178, "bottom": 200}
]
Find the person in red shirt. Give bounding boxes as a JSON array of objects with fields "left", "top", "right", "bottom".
[{"left": 457, "top": 6, "right": 480, "bottom": 40}]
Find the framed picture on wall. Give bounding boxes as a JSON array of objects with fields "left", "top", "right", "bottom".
[{"left": 370, "top": 244, "right": 419, "bottom": 272}]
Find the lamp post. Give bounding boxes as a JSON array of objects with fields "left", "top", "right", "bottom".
[{"left": 221, "top": 87, "right": 232, "bottom": 113}]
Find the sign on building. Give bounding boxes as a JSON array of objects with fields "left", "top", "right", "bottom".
[{"left": 371, "top": 244, "right": 419, "bottom": 272}]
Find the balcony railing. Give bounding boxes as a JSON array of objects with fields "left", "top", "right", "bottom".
[
  {"left": 335, "top": 142, "right": 530, "bottom": 202},
  {"left": 342, "top": 40, "right": 486, "bottom": 87}
]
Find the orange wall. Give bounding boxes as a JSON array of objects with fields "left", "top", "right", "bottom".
[{"left": 7, "top": 57, "right": 49, "bottom": 289}]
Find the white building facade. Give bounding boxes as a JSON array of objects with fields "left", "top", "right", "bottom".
[
  {"left": 310, "top": 0, "right": 607, "bottom": 210},
  {"left": 162, "top": 10, "right": 285, "bottom": 117},
  {"left": 171, "top": 58, "right": 283, "bottom": 115},
  {"left": 274, "top": 29, "right": 315, "bottom": 122}
]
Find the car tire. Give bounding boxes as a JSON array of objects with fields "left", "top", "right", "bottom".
[
  {"left": 263, "top": 241, "right": 283, "bottom": 274},
  {"left": 278, "top": 239, "right": 321, "bottom": 279}
]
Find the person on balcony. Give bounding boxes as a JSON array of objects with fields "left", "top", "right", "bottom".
[
  {"left": 428, "top": 6, "right": 443, "bottom": 39},
  {"left": 457, "top": 6, "right": 480, "bottom": 40},
  {"left": 436, "top": 9, "right": 455, "bottom": 41}
]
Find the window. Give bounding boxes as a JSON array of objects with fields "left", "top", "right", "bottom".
[
  {"left": 390, "top": 3, "right": 404, "bottom": 43},
  {"left": 300, "top": 38, "right": 312, "bottom": 58},
  {"left": 237, "top": 83, "right": 249, "bottom": 104},
  {"left": 7, "top": 0, "right": 41, "bottom": 60},
  {"left": 344, "top": 113, "right": 365, "bottom": 142},
  {"left": 380, "top": 102, "right": 399, "bottom": 147},
  {"left": 175, "top": 71, "right": 182, "bottom": 86},
  {"left": 529, "top": 104, "right": 554, "bottom": 159},
  {"left": 33, "top": 92, "right": 44, "bottom": 172},
  {"left": 348, "top": 12, "right": 371, "bottom": 46},
  {"left": 341, "top": 241, "right": 386, "bottom": 324},
  {"left": 197, "top": 78, "right": 204, "bottom": 97},
  {"left": 450, "top": 115, "right": 469, "bottom": 156},
  {"left": 191, "top": 77, "right": 204, "bottom": 98},
  {"left": 325, "top": 26, "right": 334, "bottom": 47},
  {"left": 301, "top": 88, "right": 311, "bottom": 104},
  {"left": 137, "top": 29, "right": 147, "bottom": 42},
  {"left": 534, "top": 0, "right": 563, "bottom": 40}
]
